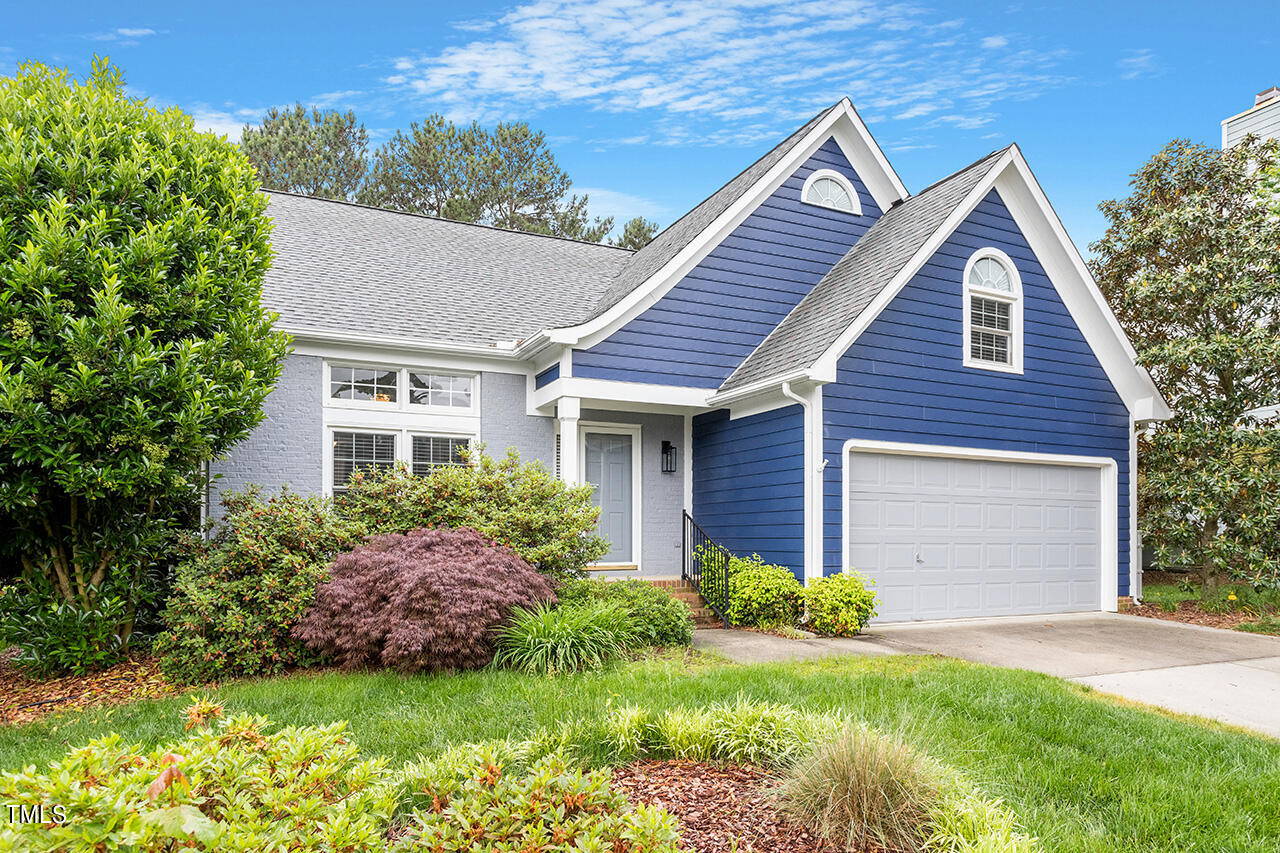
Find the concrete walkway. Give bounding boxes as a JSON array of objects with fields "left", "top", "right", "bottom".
[{"left": 693, "top": 612, "right": 1280, "bottom": 738}]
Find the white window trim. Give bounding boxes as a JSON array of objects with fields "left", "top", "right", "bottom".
[
  {"left": 324, "top": 360, "right": 480, "bottom": 417},
  {"left": 323, "top": 424, "right": 479, "bottom": 496},
  {"left": 579, "top": 421, "right": 643, "bottom": 569},
  {"left": 800, "top": 168, "right": 863, "bottom": 216},
  {"left": 962, "top": 247, "right": 1024, "bottom": 374}
]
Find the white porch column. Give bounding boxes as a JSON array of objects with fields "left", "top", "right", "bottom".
[{"left": 557, "top": 396, "right": 581, "bottom": 484}]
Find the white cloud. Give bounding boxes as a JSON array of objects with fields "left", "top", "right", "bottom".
[
  {"left": 1117, "top": 48, "right": 1160, "bottom": 80},
  {"left": 575, "top": 185, "right": 671, "bottom": 226},
  {"left": 90, "top": 27, "right": 159, "bottom": 45},
  {"left": 310, "top": 90, "right": 365, "bottom": 108},
  {"left": 383, "top": 0, "right": 1072, "bottom": 144},
  {"left": 190, "top": 107, "right": 256, "bottom": 139},
  {"left": 117, "top": 28, "right": 156, "bottom": 38}
]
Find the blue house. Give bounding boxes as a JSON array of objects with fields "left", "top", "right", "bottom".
[{"left": 214, "top": 99, "right": 1169, "bottom": 622}]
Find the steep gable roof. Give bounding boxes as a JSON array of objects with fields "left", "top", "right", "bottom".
[
  {"left": 262, "top": 191, "right": 631, "bottom": 347},
  {"left": 719, "top": 148, "right": 1010, "bottom": 392},
  {"left": 583, "top": 103, "right": 840, "bottom": 321}
]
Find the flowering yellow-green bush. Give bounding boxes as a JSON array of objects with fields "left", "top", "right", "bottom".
[
  {"left": 720, "top": 554, "right": 803, "bottom": 627},
  {"left": 0, "top": 701, "right": 395, "bottom": 852},
  {"left": 803, "top": 572, "right": 878, "bottom": 637}
]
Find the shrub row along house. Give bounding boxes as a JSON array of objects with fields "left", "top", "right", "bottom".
[{"left": 214, "top": 99, "right": 1170, "bottom": 622}]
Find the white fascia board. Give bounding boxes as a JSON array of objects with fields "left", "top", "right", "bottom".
[
  {"left": 532, "top": 376, "right": 713, "bottom": 414},
  {"left": 545, "top": 101, "right": 909, "bottom": 351},
  {"left": 810, "top": 149, "right": 1016, "bottom": 381},
  {"left": 708, "top": 368, "right": 814, "bottom": 407},
  {"left": 997, "top": 148, "right": 1171, "bottom": 420},
  {"left": 289, "top": 329, "right": 529, "bottom": 376}
]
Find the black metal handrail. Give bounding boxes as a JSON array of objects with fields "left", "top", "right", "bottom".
[{"left": 682, "top": 511, "right": 731, "bottom": 628}]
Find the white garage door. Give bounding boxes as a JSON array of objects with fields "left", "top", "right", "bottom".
[{"left": 846, "top": 451, "right": 1103, "bottom": 622}]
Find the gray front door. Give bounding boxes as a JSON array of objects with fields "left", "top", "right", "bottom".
[
  {"left": 846, "top": 451, "right": 1102, "bottom": 621},
  {"left": 585, "top": 432, "right": 634, "bottom": 563}
]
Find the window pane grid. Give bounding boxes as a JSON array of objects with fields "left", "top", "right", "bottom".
[
  {"left": 332, "top": 431, "right": 396, "bottom": 492},
  {"left": 330, "top": 366, "right": 398, "bottom": 402},
  {"left": 970, "top": 297, "right": 1011, "bottom": 332},
  {"left": 412, "top": 435, "right": 470, "bottom": 475},
  {"left": 970, "top": 296, "right": 1012, "bottom": 365},
  {"left": 409, "top": 372, "right": 473, "bottom": 408},
  {"left": 805, "top": 176, "right": 856, "bottom": 213}
]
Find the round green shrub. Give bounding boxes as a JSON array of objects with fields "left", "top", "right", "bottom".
[
  {"left": 155, "top": 490, "right": 365, "bottom": 684},
  {"left": 724, "top": 555, "right": 803, "bottom": 627},
  {"left": 555, "top": 578, "right": 694, "bottom": 647},
  {"left": 803, "top": 572, "right": 878, "bottom": 637}
]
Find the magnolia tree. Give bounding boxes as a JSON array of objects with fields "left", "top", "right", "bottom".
[
  {"left": 0, "top": 60, "right": 288, "bottom": 639},
  {"left": 1090, "top": 136, "right": 1280, "bottom": 599}
]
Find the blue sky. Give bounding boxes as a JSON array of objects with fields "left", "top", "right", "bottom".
[{"left": 3, "top": 1, "right": 1275, "bottom": 252}]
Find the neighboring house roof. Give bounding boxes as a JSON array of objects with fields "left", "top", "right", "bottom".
[
  {"left": 583, "top": 103, "right": 840, "bottom": 321},
  {"left": 262, "top": 191, "right": 632, "bottom": 347},
  {"left": 720, "top": 147, "right": 1010, "bottom": 392}
]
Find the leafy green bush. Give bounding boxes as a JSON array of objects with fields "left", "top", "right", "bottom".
[
  {"left": 0, "top": 60, "right": 287, "bottom": 648},
  {"left": 926, "top": 788, "right": 1041, "bottom": 853},
  {"left": 155, "top": 490, "right": 365, "bottom": 683},
  {"left": 492, "top": 600, "right": 638, "bottom": 674},
  {"left": 719, "top": 554, "right": 803, "bottom": 627},
  {"left": 777, "top": 724, "right": 945, "bottom": 853},
  {"left": 0, "top": 583, "right": 128, "bottom": 676},
  {"left": 339, "top": 448, "right": 607, "bottom": 581},
  {"left": 557, "top": 578, "right": 694, "bottom": 646},
  {"left": 804, "top": 572, "right": 878, "bottom": 636},
  {"left": 392, "top": 751, "right": 683, "bottom": 853},
  {"left": 0, "top": 701, "right": 395, "bottom": 852}
]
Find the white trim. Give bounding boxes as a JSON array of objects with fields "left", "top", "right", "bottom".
[
  {"left": 543, "top": 100, "right": 908, "bottom": 351},
  {"left": 781, "top": 382, "right": 825, "bottom": 585},
  {"left": 682, "top": 413, "right": 693, "bottom": 513},
  {"left": 801, "top": 168, "right": 863, "bottom": 216},
  {"left": 579, "top": 421, "right": 644, "bottom": 569},
  {"left": 556, "top": 397, "right": 581, "bottom": 484},
  {"left": 532, "top": 376, "right": 712, "bottom": 413},
  {"left": 287, "top": 326, "right": 521, "bottom": 360},
  {"left": 1129, "top": 413, "right": 1141, "bottom": 601},
  {"left": 840, "top": 438, "right": 1119, "bottom": 615},
  {"left": 325, "top": 361, "right": 481, "bottom": 418},
  {"left": 961, "top": 246, "right": 1024, "bottom": 374}
]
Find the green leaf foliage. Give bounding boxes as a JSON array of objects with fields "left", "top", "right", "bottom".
[
  {"left": 803, "top": 572, "right": 878, "bottom": 637},
  {"left": 340, "top": 447, "right": 609, "bottom": 582},
  {"left": 239, "top": 102, "right": 369, "bottom": 200},
  {"left": 492, "top": 600, "right": 639, "bottom": 675},
  {"left": 1090, "top": 136, "right": 1280, "bottom": 597},
  {"left": 0, "top": 703, "right": 396, "bottom": 852},
  {"left": 557, "top": 577, "right": 694, "bottom": 647},
  {"left": 704, "top": 552, "right": 803, "bottom": 627},
  {"left": 154, "top": 490, "right": 365, "bottom": 684},
  {"left": 0, "top": 59, "right": 288, "bottom": 653},
  {"left": 609, "top": 216, "right": 661, "bottom": 250}
]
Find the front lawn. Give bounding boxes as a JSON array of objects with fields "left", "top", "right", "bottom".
[{"left": 2, "top": 653, "right": 1277, "bottom": 852}]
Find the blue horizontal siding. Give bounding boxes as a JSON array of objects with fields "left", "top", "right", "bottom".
[
  {"left": 822, "top": 189, "right": 1133, "bottom": 596},
  {"left": 575, "top": 138, "right": 882, "bottom": 388},
  {"left": 534, "top": 364, "right": 559, "bottom": 388},
  {"left": 693, "top": 406, "right": 805, "bottom": 580}
]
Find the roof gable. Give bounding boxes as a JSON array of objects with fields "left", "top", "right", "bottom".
[{"left": 545, "top": 99, "right": 910, "bottom": 350}]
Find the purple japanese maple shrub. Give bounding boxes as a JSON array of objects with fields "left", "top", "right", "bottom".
[{"left": 293, "top": 527, "right": 555, "bottom": 673}]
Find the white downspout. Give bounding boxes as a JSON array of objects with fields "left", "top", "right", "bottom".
[{"left": 782, "top": 382, "right": 818, "bottom": 585}]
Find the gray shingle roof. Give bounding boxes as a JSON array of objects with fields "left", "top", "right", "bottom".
[
  {"left": 719, "top": 147, "right": 1010, "bottom": 392},
  {"left": 262, "top": 191, "right": 632, "bottom": 346},
  {"left": 582, "top": 103, "right": 841, "bottom": 322}
]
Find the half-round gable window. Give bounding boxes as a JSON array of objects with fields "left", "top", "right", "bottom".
[{"left": 801, "top": 169, "right": 862, "bottom": 215}]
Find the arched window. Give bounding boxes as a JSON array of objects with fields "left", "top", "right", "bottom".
[
  {"left": 801, "top": 169, "right": 862, "bottom": 215},
  {"left": 962, "top": 248, "right": 1023, "bottom": 373}
]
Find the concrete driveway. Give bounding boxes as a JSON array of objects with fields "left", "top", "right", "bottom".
[{"left": 693, "top": 612, "right": 1280, "bottom": 738}]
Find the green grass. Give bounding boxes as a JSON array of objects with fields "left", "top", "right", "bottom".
[
  {"left": 2, "top": 654, "right": 1279, "bottom": 852},
  {"left": 1235, "top": 615, "right": 1280, "bottom": 635}
]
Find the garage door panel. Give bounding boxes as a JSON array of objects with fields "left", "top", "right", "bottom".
[{"left": 847, "top": 451, "right": 1103, "bottom": 621}]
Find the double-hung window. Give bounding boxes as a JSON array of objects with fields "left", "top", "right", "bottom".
[
  {"left": 331, "top": 430, "right": 397, "bottom": 493},
  {"left": 962, "top": 249, "right": 1023, "bottom": 373}
]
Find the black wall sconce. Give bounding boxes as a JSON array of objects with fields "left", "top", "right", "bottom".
[{"left": 661, "top": 440, "right": 678, "bottom": 474}]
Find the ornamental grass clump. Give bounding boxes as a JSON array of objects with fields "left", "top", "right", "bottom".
[
  {"left": 293, "top": 527, "right": 554, "bottom": 673},
  {"left": 777, "top": 724, "right": 946, "bottom": 853},
  {"left": 492, "top": 600, "right": 639, "bottom": 674}
]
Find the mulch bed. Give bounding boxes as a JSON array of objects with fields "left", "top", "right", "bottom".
[
  {"left": 1126, "top": 601, "right": 1263, "bottom": 630},
  {"left": 610, "top": 759, "right": 862, "bottom": 853},
  {"left": 0, "top": 652, "right": 181, "bottom": 726}
]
